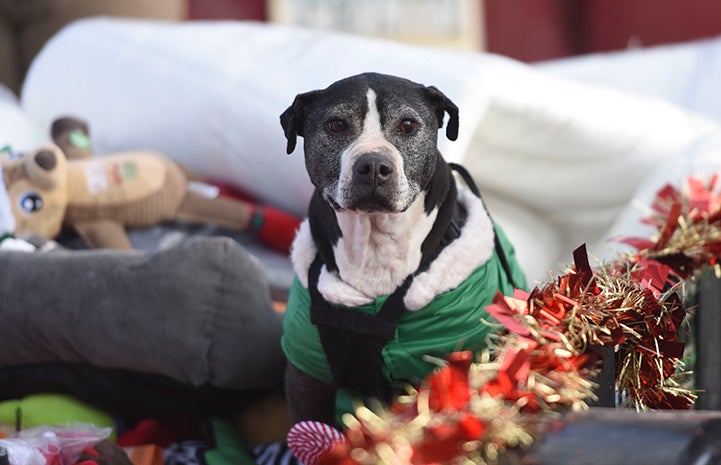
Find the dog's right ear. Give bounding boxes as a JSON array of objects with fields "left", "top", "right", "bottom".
[{"left": 280, "top": 90, "right": 320, "bottom": 154}]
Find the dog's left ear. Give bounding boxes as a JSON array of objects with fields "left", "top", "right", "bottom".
[
  {"left": 423, "top": 86, "right": 459, "bottom": 141},
  {"left": 280, "top": 90, "right": 321, "bottom": 154}
]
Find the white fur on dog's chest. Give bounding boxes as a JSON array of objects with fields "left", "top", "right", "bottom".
[
  {"left": 291, "top": 185, "right": 495, "bottom": 310},
  {"left": 332, "top": 192, "right": 437, "bottom": 298}
]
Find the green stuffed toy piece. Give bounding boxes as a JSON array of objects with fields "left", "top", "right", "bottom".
[{"left": 0, "top": 394, "right": 114, "bottom": 438}]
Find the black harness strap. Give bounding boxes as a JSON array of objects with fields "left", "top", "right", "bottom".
[
  {"left": 308, "top": 163, "right": 518, "bottom": 398},
  {"left": 449, "top": 162, "right": 521, "bottom": 290},
  {"left": 309, "top": 257, "right": 411, "bottom": 340},
  {"left": 307, "top": 201, "right": 465, "bottom": 399},
  {"left": 309, "top": 257, "right": 412, "bottom": 399}
]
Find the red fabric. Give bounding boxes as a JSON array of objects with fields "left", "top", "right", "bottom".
[
  {"left": 204, "top": 178, "right": 302, "bottom": 253},
  {"left": 116, "top": 417, "right": 198, "bottom": 447},
  {"left": 188, "top": 0, "right": 266, "bottom": 21},
  {"left": 257, "top": 206, "right": 302, "bottom": 254},
  {"left": 485, "top": 0, "right": 721, "bottom": 62}
]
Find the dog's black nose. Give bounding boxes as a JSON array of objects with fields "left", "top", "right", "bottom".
[{"left": 353, "top": 153, "right": 393, "bottom": 185}]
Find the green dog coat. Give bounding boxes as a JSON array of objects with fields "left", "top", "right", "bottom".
[{"left": 282, "top": 183, "right": 526, "bottom": 420}]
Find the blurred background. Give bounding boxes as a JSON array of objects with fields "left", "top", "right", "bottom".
[
  {"left": 3, "top": 0, "right": 721, "bottom": 95},
  {"left": 220, "top": 0, "right": 721, "bottom": 60},
  {"left": 4, "top": 0, "right": 721, "bottom": 285}
]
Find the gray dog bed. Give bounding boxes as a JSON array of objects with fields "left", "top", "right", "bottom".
[{"left": 0, "top": 235, "right": 286, "bottom": 416}]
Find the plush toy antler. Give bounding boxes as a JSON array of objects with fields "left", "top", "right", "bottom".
[
  {"left": 51, "top": 117, "right": 93, "bottom": 160},
  {"left": 1, "top": 117, "right": 301, "bottom": 252}
]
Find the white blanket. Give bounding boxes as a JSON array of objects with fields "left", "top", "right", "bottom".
[
  {"left": 538, "top": 36, "right": 721, "bottom": 126},
  {"left": 538, "top": 36, "right": 721, "bottom": 262},
  {"left": 0, "top": 84, "right": 47, "bottom": 152},
  {"left": 18, "top": 18, "right": 720, "bottom": 282}
]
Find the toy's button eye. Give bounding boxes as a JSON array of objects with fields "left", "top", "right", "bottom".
[
  {"left": 327, "top": 119, "right": 348, "bottom": 133},
  {"left": 19, "top": 192, "right": 43, "bottom": 213},
  {"left": 399, "top": 119, "right": 418, "bottom": 134}
]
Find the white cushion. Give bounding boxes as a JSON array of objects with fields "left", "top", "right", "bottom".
[
  {"left": 592, "top": 130, "right": 721, "bottom": 263},
  {"left": 537, "top": 36, "right": 721, "bottom": 125}
]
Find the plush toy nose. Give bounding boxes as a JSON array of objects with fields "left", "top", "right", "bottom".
[
  {"left": 34, "top": 149, "right": 57, "bottom": 171},
  {"left": 24, "top": 145, "right": 67, "bottom": 190},
  {"left": 352, "top": 153, "right": 394, "bottom": 186}
]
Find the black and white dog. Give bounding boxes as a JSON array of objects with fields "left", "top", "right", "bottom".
[{"left": 280, "top": 73, "right": 524, "bottom": 426}]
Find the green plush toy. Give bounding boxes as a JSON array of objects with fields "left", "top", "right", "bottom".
[{"left": 0, "top": 393, "right": 114, "bottom": 437}]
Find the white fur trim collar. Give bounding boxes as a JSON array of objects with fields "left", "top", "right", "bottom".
[{"left": 289, "top": 184, "right": 495, "bottom": 310}]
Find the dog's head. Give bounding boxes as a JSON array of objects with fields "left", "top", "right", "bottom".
[{"left": 280, "top": 73, "right": 458, "bottom": 213}]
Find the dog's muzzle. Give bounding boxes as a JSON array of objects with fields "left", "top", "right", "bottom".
[{"left": 343, "top": 152, "right": 402, "bottom": 212}]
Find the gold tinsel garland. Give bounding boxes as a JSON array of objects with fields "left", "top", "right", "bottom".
[{"left": 288, "top": 174, "right": 721, "bottom": 465}]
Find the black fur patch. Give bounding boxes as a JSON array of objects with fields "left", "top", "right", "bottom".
[
  {"left": 308, "top": 190, "right": 341, "bottom": 273},
  {"left": 419, "top": 154, "right": 458, "bottom": 269}
]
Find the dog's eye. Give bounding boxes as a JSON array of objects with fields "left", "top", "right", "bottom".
[
  {"left": 399, "top": 119, "right": 418, "bottom": 135},
  {"left": 327, "top": 119, "right": 348, "bottom": 133},
  {"left": 19, "top": 192, "right": 43, "bottom": 213}
]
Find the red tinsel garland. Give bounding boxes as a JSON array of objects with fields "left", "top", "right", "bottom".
[{"left": 288, "top": 173, "right": 721, "bottom": 465}]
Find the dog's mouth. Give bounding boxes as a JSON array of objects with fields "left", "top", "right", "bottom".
[
  {"left": 327, "top": 196, "right": 343, "bottom": 211},
  {"left": 344, "top": 195, "right": 396, "bottom": 213},
  {"left": 328, "top": 186, "right": 408, "bottom": 213}
]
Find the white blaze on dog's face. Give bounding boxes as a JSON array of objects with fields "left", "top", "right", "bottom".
[
  {"left": 283, "top": 73, "right": 452, "bottom": 214},
  {"left": 334, "top": 88, "right": 413, "bottom": 212}
]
